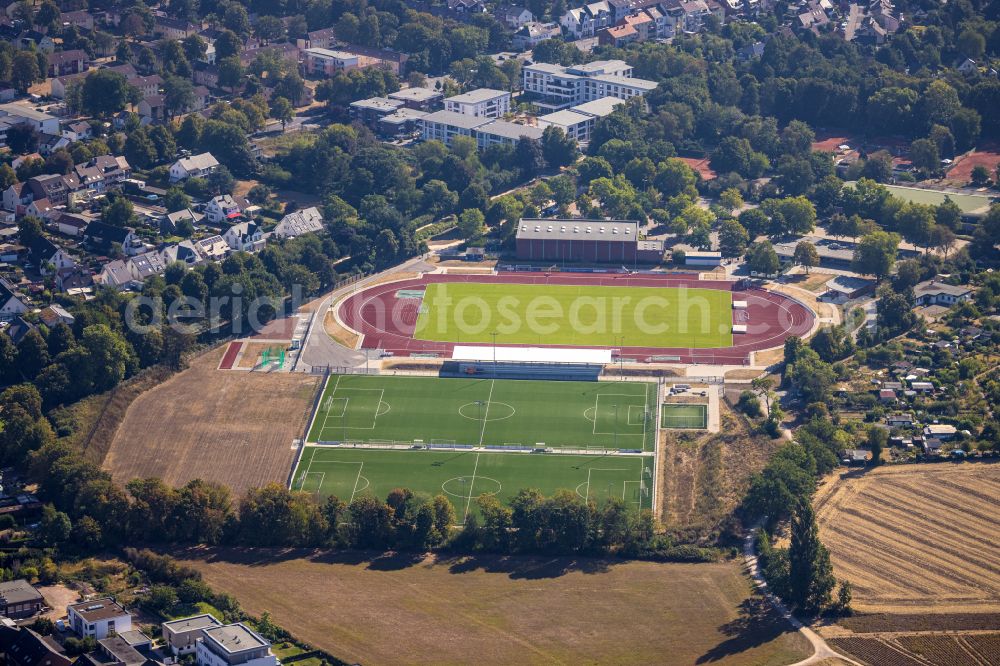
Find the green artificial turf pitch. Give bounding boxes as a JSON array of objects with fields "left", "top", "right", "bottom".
[
  {"left": 660, "top": 403, "right": 708, "bottom": 429},
  {"left": 291, "top": 447, "right": 653, "bottom": 519},
  {"left": 307, "top": 374, "right": 656, "bottom": 452},
  {"left": 412, "top": 282, "right": 733, "bottom": 348}
]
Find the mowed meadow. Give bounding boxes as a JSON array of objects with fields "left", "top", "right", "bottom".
[{"left": 181, "top": 549, "right": 811, "bottom": 666}]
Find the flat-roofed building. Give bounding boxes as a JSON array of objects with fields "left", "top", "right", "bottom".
[
  {"left": 163, "top": 614, "right": 223, "bottom": 656},
  {"left": 378, "top": 108, "right": 428, "bottom": 138},
  {"left": 443, "top": 88, "right": 511, "bottom": 118},
  {"left": 419, "top": 110, "right": 492, "bottom": 146},
  {"left": 475, "top": 120, "right": 544, "bottom": 148},
  {"left": 515, "top": 218, "right": 659, "bottom": 264},
  {"left": 67, "top": 598, "right": 131, "bottom": 639},
  {"left": 349, "top": 96, "right": 404, "bottom": 128},
  {"left": 196, "top": 623, "right": 277, "bottom": 666},
  {"left": 521, "top": 60, "right": 656, "bottom": 110},
  {"left": 0, "top": 580, "right": 43, "bottom": 619},
  {"left": 388, "top": 87, "right": 443, "bottom": 111}
]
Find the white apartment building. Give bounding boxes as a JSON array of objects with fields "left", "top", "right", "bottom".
[
  {"left": 195, "top": 623, "right": 277, "bottom": 666},
  {"left": 67, "top": 598, "right": 132, "bottom": 639},
  {"left": 420, "top": 110, "right": 492, "bottom": 146},
  {"left": 163, "top": 614, "right": 223, "bottom": 656},
  {"left": 443, "top": 88, "right": 511, "bottom": 118},
  {"left": 537, "top": 96, "right": 624, "bottom": 142},
  {"left": 476, "top": 120, "right": 545, "bottom": 149},
  {"left": 521, "top": 60, "right": 657, "bottom": 110}
]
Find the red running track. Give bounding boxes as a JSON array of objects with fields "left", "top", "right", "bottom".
[{"left": 338, "top": 272, "right": 815, "bottom": 365}]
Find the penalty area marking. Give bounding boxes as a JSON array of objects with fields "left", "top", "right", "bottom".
[{"left": 576, "top": 467, "right": 628, "bottom": 503}]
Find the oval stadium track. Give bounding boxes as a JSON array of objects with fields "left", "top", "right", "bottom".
[{"left": 338, "top": 272, "right": 816, "bottom": 365}]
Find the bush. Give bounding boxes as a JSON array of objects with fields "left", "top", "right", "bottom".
[{"left": 738, "top": 391, "right": 762, "bottom": 417}]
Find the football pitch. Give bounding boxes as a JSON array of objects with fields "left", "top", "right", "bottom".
[
  {"left": 412, "top": 282, "right": 734, "bottom": 348},
  {"left": 291, "top": 447, "right": 653, "bottom": 519},
  {"left": 307, "top": 375, "right": 657, "bottom": 451}
]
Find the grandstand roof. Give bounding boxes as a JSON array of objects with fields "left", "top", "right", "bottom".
[{"left": 452, "top": 345, "right": 612, "bottom": 365}]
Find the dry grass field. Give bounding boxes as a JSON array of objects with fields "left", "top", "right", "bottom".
[
  {"left": 103, "top": 347, "right": 320, "bottom": 496},
  {"left": 658, "top": 403, "right": 784, "bottom": 541},
  {"left": 181, "top": 548, "right": 810, "bottom": 666},
  {"left": 815, "top": 463, "right": 1000, "bottom": 616}
]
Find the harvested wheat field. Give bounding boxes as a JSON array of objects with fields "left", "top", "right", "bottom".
[
  {"left": 181, "top": 548, "right": 810, "bottom": 666},
  {"left": 103, "top": 347, "right": 320, "bottom": 496},
  {"left": 828, "top": 633, "right": 1000, "bottom": 666},
  {"left": 815, "top": 463, "right": 1000, "bottom": 615}
]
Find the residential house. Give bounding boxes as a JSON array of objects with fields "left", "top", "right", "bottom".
[
  {"left": 84, "top": 221, "right": 145, "bottom": 256},
  {"left": 138, "top": 95, "right": 166, "bottom": 122},
  {"left": 73, "top": 155, "right": 131, "bottom": 193},
  {"left": 496, "top": 4, "right": 534, "bottom": 27},
  {"left": 154, "top": 16, "right": 199, "bottom": 39},
  {"left": 28, "top": 237, "right": 75, "bottom": 276},
  {"left": 914, "top": 279, "right": 975, "bottom": 306},
  {"left": 797, "top": 1, "right": 829, "bottom": 33},
  {"left": 61, "top": 121, "right": 93, "bottom": 142},
  {"left": 60, "top": 9, "right": 94, "bottom": 30},
  {"left": 2, "top": 183, "right": 30, "bottom": 214},
  {"left": 0, "top": 280, "right": 27, "bottom": 321},
  {"left": 170, "top": 153, "right": 220, "bottom": 182},
  {"left": 25, "top": 198, "right": 56, "bottom": 221},
  {"left": 662, "top": 0, "right": 712, "bottom": 33},
  {"left": 127, "top": 249, "right": 168, "bottom": 281},
  {"left": 447, "top": 0, "right": 488, "bottom": 13},
  {"left": 27, "top": 174, "right": 70, "bottom": 205},
  {"left": 1, "top": 627, "right": 72, "bottom": 666},
  {"left": 886, "top": 413, "right": 914, "bottom": 427},
  {"left": 46, "top": 49, "right": 88, "bottom": 78},
  {"left": 95, "top": 259, "right": 134, "bottom": 290},
  {"left": 295, "top": 27, "right": 337, "bottom": 50},
  {"left": 561, "top": 1, "right": 614, "bottom": 38},
  {"left": 444, "top": 88, "right": 511, "bottom": 118},
  {"left": 222, "top": 221, "right": 265, "bottom": 253},
  {"left": 598, "top": 23, "right": 639, "bottom": 47},
  {"left": 160, "top": 240, "right": 204, "bottom": 266},
  {"left": 163, "top": 614, "right": 223, "bottom": 656},
  {"left": 273, "top": 207, "right": 324, "bottom": 239},
  {"left": 196, "top": 235, "right": 229, "bottom": 261},
  {"left": 924, "top": 423, "right": 957, "bottom": 440},
  {"left": 162, "top": 208, "right": 202, "bottom": 235},
  {"left": 511, "top": 21, "right": 563, "bottom": 50},
  {"left": 878, "top": 388, "right": 897, "bottom": 403},
  {"left": 38, "top": 304, "right": 74, "bottom": 327},
  {"left": 205, "top": 195, "right": 243, "bottom": 225},
  {"left": 0, "top": 580, "right": 43, "bottom": 619},
  {"left": 37, "top": 132, "right": 71, "bottom": 157},
  {"left": 3, "top": 316, "right": 35, "bottom": 344},
  {"left": 96, "top": 635, "right": 146, "bottom": 666},
  {"left": 67, "top": 598, "right": 131, "bottom": 639},
  {"left": 195, "top": 623, "right": 277, "bottom": 666},
  {"left": 128, "top": 74, "right": 163, "bottom": 99},
  {"left": 193, "top": 61, "right": 219, "bottom": 88},
  {"left": 55, "top": 265, "right": 92, "bottom": 293}
]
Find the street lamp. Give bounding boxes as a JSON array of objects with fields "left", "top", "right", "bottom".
[
  {"left": 342, "top": 397, "right": 350, "bottom": 443},
  {"left": 491, "top": 331, "right": 497, "bottom": 377}
]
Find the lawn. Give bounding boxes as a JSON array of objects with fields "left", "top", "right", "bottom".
[
  {"left": 413, "top": 282, "right": 734, "bottom": 348},
  {"left": 660, "top": 403, "right": 708, "bottom": 429},
  {"left": 846, "top": 182, "right": 994, "bottom": 213},
  {"left": 292, "top": 447, "right": 652, "bottom": 517},
  {"left": 306, "top": 374, "right": 657, "bottom": 451}
]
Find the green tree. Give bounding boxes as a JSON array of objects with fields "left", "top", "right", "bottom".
[
  {"left": 746, "top": 241, "right": 780, "bottom": 275},
  {"left": 852, "top": 231, "right": 900, "bottom": 279},
  {"left": 164, "top": 187, "right": 191, "bottom": 213},
  {"left": 458, "top": 208, "right": 486, "bottom": 240},
  {"left": 867, "top": 426, "right": 886, "bottom": 466},
  {"left": 541, "top": 126, "right": 578, "bottom": 168},
  {"left": 217, "top": 56, "right": 244, "bottom": 92},
  {"left": 718, "top": 219, "right": 749, "bottom": 257},
  {"left": 788, "top": 502, "right": 835, "bottom": 614},
  {"left": 792, "top": 241, "right": 819, "bottom": 273},
  {"left": 269, "top": 96, "right": 293, "bottom": 130},
  {"left": 909, "top": 138, "right": 939, "bottom": 175},
  {"left": 11, "top": 51, "right": 40, "bottom": 93},
  {"left": 971, "top": 165, "right": 991, "bottom": 187},
  {"left": 81, "top": 324, "right": 136, "bottom": 391},
  {"left": 81, "top": 70, "right": 138, "bottom": 117},
  {"left": 163, "top": 75, "right": 195, "bottom": 119}
]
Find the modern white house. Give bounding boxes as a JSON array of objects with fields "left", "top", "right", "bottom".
[
  {"left": 913, "top": 279, "right": 975, "bottom": 306},
  {"left": 195, "top": 623, "right": 277, "bottom": 666},
  {"left": 443, "top": 88, "right": 511, "bottom": 118},
  {"left": 67, "top": 598, "right": 132, "bottom": 639},
  {"left": 223, "top": 221, "right": 265, "bottom": 253},
  {"left": 169, "top": 152, "right": 220, "bottom": 182},
  {"left": 163, "top": 614, "right": 224, "bottom": 656}
]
